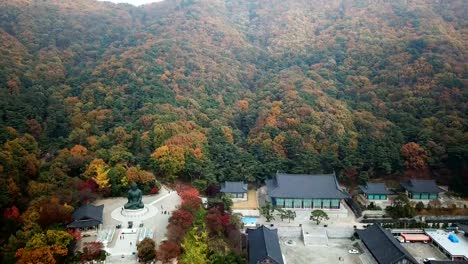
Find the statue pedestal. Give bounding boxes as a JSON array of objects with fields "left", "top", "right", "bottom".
[
  {"left": 121, "top": 206, "right": 149, "bottom": 218},
  {"left": 111, "top": 203, "right": 159, "bottom": 223}
]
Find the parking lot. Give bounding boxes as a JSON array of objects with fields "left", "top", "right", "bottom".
[
  {"left": 401, "top": 243, "right": 449, "bottom": 264},
  {"left": 279, "top": 238, "right": 366, "bottom": 264}
]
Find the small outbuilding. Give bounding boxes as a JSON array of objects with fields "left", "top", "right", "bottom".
[
  {"left": 359, "top": 183, "right": 392, "bottom": 200},
  {"left": 220, "top": 181, "right": 248, "bottom": 200},
  {"left": 247, "top": 225, "right": 284, "bottom": 264},
  {"left": 401, "top": 233, "right": 431, "bottom": 242},
  {"left": 67, "top": 204, "right": 104, "bottom": 230},
  {"left": 400, "top": 179, "right": 443, "bottom": 200}
]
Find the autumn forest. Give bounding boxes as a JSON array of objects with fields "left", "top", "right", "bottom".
[{"left": 0, "top": 0, "right": 466, "bottom": 262}]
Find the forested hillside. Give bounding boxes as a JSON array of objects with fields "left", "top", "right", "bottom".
[{"left": 0, "top": 0, "right": 466, "bottom": 261}]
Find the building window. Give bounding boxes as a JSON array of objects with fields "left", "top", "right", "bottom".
[
  {"left": 421, "top": 193, "right": 429, "bottom": 199},
  {"left": 276, "top": 198, "right": 284, "bottom": 208},
  {"left": 412, "top": 193, "right": 421, "bottom": 199},
  {"left": 285, "top": 199, "right": 293, "bottom": 208},
  {"left": 313, "top": 199, "right": 321, "bottom": 208},
  {"left": 303, "top": 199, "right": 312, "bottom": 208},
  {"left": 429, "top": 194, "right": 437, "bottom": 199},
  {"left": 368, "top": 194, "right": 375, "bottom": 200},
  {"left": 381, "top": 195, "right": 387, "bottom": 200},
  {"left": 322, "top": 199, "right": 330, "bottom": 209},
  {"left": 331, "top": 199, "right": 340, "bottom": 209},
  {"left": 294, "top": 199, "right": 302, "bottom": 208}
]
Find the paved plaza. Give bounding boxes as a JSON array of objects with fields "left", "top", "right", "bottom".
[
  {"left": 232, "top": 189, "right": 258, "bottom": 210},
  {"left": 280, "top": 238, "right": 363, "bottom": 264},
  {"left": 87, "top": 186, "right": 181, "bottom": 262},
  {"left": 401, "top": 243, "right": 449, "bottom": 263}
]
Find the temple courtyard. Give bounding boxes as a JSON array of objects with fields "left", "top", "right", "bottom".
[{"left": 79, "top": 185, "right": 181, "bottom": 263}]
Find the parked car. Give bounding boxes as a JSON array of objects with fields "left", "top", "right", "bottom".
[{"left": 348, "top": 249, "right": 359, "bottom": 254}]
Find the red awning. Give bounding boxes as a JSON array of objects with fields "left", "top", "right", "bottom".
[{"left": 401, "top": 233, "right": 431, "bottom": 242}]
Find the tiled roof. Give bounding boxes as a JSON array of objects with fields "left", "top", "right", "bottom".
[
  {"left": 68, "top": 204, "right": 103, "bottom": 228},
  {"left": 266, "top": 173, "right": 349, "bottom": 199},
  {"left": 357, "top": 224, "right": 418, "bottom": 264},
  {"left": 247, "top": 226, "right": 283, "bottom": 264},
  {"left": 401, "top": 179, "right": 442, "bottom": 193},
  {"left": 359, "top": 183, "right": 392, "bottom": 195},
  {"left": 220, "top": 181, "right": 247, "bottom": 193}
]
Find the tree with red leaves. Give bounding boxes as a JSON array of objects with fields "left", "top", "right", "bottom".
[
  {"left": 220, "top": 214, "right": 231, "bottom": 228},
  {"left": 178, "top": 185, "right": 199, "bottom": 201},
  {"left": 206, "top": 209, "right": 224, "bottom": 235},
  {"left": 157, "top": 241, "right": 181, "bottom": 263},
  {"left": 67, "top": 229, "right": 82, "bottom": 240},
  {"left": 180, "top": 195, "right": 202, "bottom": 214},
  {"left": 176, "top": 184, "right": 202, "bottom": 214},
  {"left": 81, "top": 242, "right": 105, "bottom": 262},
  {"left": 4, "top": 206, "right": 20, "bottom": 220},
  {"left": 168, "top": 209, "right": 193, "bottom": 231},
  {"left": 36, "top": 198, "right": 73, "bottom": 228},
  {"left": 78, "top": 179, "right": 99, "bottom": 192},
  {"left": 166, "top": 223, "right": 186, "bottom": 243},
  {"left": 150, "top": 186, "right": 159, "bottom": 194}
]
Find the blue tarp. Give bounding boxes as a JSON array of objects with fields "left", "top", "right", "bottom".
[{"left": 448, "top": 234, "right": 459, "bottom": 243}]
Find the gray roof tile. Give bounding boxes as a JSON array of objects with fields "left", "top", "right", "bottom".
[
  {"left": 68, "top": 204, "right": 103, "bottom": 228},
  {"left": 400, "top": 179, "right": 442, "bottom": 193},
  {"left": 247, "top": 226, "right": 283, "bottom": 264},
  {"left": 357, "top": 224, "right": 418, "bottom": 264},
  {"left": 359, "top": 183, "right": 392, "bottom": 195},
  {"left": 220, "top": 181, "right": 247, "bottom": 193},
  {"left": 267, "top": 173, "right": 349, "bottom": 199}
]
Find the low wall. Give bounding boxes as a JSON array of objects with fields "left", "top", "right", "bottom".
[{"left": 277, "top": 226, "right": 302, "bottom": 239}]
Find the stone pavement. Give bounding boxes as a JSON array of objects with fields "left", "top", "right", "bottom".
[{"left": 93, "top": 186, "right": 181, "bottom": 259}]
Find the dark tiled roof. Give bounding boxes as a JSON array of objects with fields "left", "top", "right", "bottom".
[
  {"left": 266, "top": 173, "right": 349, "bottom": 199},
  {"left": 68, "top": 204, "right": 103, "bottom": 228},
  {"left": 220, "top": 181, "right": 247, "bottom": 193},
  {"left": 247, "top": 226, "right": 283, "bottom": 264},
  {"left": 401, "top": 179, "right": 442, "bottom": 194},
  {"left": 359, "top": 183, "right": 392, "bottom": 195},
  {"left": 68, "top": 219, "right": 101, "bottom": 228},
  {"left": 357, "top": 224, "right": 418, "bottom": 264}
]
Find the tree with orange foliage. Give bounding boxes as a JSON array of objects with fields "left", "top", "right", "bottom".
[
  {"left": 16, "top": 245, "right": 68, "bottom": 264},
  {"left": 70, "top": 144, "right": 88, "bottom": 158},
  {"left": 401, "top": 142, "right": 428, "bottom": 170},
  {"left": 126, "top": 166, "right": 156, "bottom": 184},
  {"left": 151, "top": 145, "right": 185, "bottom": 181}
]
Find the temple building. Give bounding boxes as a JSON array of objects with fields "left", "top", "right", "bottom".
[
  {"left": 359, "top": 183, "right": 393, "bottom": 201},
  {"left": 67, "top": 204, "right": 103, "bottom": 230},
  {"left": 266, "top": 172, "right": 349, "bottom": 209},
  {"left": 220, "top": 181, "right": 248, "bottom": 201},
  {"left": 400, "top": 179, "right": 443, "bottom": 200}
]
